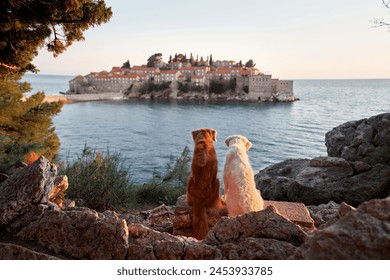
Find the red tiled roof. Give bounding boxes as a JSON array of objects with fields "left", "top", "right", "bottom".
[
  {"left": 191, "top": 75, "right": 205, "bottom": 79},
  {"left": 161, "top": 70, "right": 180, "bottom": 74},
  {"left": 70, "top": 75, "right": 85, "bottom": 82},
  {"left": 239, "top": 69, "right": 251, "bottom": 75},
  {"left": 131, "top": 66, "right": 158, "bottom": 71},
  {"left": 111, "top": 67, "right": 123, "bottom": 72}
]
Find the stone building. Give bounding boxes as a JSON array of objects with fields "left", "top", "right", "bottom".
[
  {"left": 67, "top": 57, "right": 294, "bottom": 100},
  {"left": 248, "top": 74, "right": 273, "bottom": 100}
]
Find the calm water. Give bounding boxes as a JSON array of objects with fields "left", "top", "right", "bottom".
[{"left": 22, "top": 74, "right": 390, "bottom": 183}]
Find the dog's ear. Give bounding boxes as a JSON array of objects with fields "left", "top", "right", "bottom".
[
  {"left": 192, "top": 130, "right": 199, "bottom": 141},
  {"left": 192, "top": 129, "right": 204, "bottom": 141},
  {"left": 224, "top": 135, "right": 234, "bottom": 147},
  {"left": 208, "top": 129, "right": 217, "bottom": 142},
  {"left": 243, "top": 137, "right": 252, "bottom": 151}
]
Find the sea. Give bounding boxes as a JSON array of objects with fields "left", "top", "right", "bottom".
[{"left": 21, "top": 74, "right": 390, "bottom": 183}]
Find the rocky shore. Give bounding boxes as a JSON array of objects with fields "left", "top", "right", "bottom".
[
  {"left": 0, "top": 113, "right": 389, "bottom": 260},
  {"left": 62, "top": 88, "right": 298, "bottom": 103}
]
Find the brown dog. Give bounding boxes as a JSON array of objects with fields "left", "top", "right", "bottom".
[{"left": 186, "top": 128, "right": 226, "bottom": 240}]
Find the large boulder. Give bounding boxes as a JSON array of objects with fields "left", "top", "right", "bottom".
[
  {"left": 0, "top": 243, "right": 60, "bottom": 260},
  {"left": 325, "top": 113, "right": 390, "bottom": 165},
  {"left": 17, "top": 209, "right": 129, "bottom": 259},
  {"left": 294, "top": 197, "right": 390, "bottom": 259},
  {"left": 0, "top": 157, "right": 56, "bottom": 225},
  {"left": 255, "top": 156, "right": 390, "bottom": 206},
  {"left": 127, "top": 205, "right": 306, "bottom": 260}
]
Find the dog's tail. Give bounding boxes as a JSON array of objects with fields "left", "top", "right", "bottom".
[{"left": 191, "top": 204, "right": 209, "bottom": 240}]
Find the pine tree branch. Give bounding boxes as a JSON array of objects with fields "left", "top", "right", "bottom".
[{"left": 0, "top": 62, "right": 19, "bottom": 71}]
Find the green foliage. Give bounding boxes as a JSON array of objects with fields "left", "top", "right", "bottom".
[
  {"left": 122, "top": 60, "right": 131, "bottom": 69},
  {"left": 209, "top": 80, "right": 228, "bottom": 94},
  {"left": 0, "top": 0, "right": 112, "bottom": 171},
  {"left": 60, "top": 146, "right": 191, "bottom": 211},
  {"left": 245, "top": 59, "right": 256, "bottom": 68},
  {"left": 60, "top": 146, "right": 137, "bottom": 211},
  {"left": 139, "top": 80, "right": 171, "bottom": 94},
  {"left": 135, "top": 146, "right": 190, "bottom": 206},
  {"left": 0, "top": 0, "right": 112, "bottom": 79},
  {"left": 228, "top": 78, "right": 237, "bottom": 91},
  {"left": 0, "top": 79, "right": 62, "bottom": 171},
  {"left": 177, "top": 82, "right": 206, "bottom": 93},
  {"left": 146, "top": 53, "right": 163, "bottom": 68},
  {"left": 209, "top": 79, "right": 237, "bottom": 94}
]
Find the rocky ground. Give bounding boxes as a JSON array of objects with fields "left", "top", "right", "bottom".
[{"left": 0, "top": 113, "right": 389, "bottom": 259}]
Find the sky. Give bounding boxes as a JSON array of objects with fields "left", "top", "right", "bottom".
[{"left": 32, "top": 0, "right": 390, "bottom": 79}]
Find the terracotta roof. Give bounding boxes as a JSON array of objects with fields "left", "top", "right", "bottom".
[
  {"left": 70, "top": 75, "right": 85, "bottom": 82},
  {"left": 111, "top": 67, "right": 123, "bottom": 72},
  {"left": 239, "top": 69, "right": 251, "bottom": 75},
  {"left": 94, "top": 73, "right": 139, "bottom": 79},
  {"left": 191, "top": 75, "right": 205, "bottom": 79},
  {"left": 161, "top": 70, "right": 181, "bottom": 74},
  {"left": 215, "top": 68, "right": 233, "bottom": 74},
  {"left": 131, "top": 66, "right": 159, "bottom": 71}
]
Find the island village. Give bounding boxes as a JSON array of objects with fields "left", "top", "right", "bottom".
[{"left": 67, "top": 53, "right": 297, "bottom": 102}]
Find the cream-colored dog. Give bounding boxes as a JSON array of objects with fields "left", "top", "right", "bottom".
[{"left": 223, "top": 135, "right": 264, "bottom": 217}]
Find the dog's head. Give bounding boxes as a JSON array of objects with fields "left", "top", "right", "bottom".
[
  {"left": 224, "top": 135, "right": 252, "bottom": 151},
  {"left": 191, "top": 128, "right": 217, "bottom": 166}
]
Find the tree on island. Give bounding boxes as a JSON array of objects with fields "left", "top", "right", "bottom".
[
  {"left": 122, "top": 60, "right": 131, "bottom": 69},
  {"left": 0, "top": 0, "right": 112, "bottom": 171},
  {"left": 147, "top": 53, "right": 164, "bottom": 67},
  {"left": 245, "top": 59, "right": 256, "bottom": 68}
]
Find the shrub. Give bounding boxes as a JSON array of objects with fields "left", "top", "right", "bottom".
[
  {"left": 60, "top": 146, "right": 191, "bottom": 211},
  {"left": 136, "top": 146, "right": 190, "bottom": 205},
  {"left": 59, "top": 146, "right": 137, "bottom": 211}
]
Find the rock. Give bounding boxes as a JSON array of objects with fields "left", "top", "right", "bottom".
[
  {"left": 172, "top": 194, "right": 227, "bottom": 237},
  {"left": 307, "top": 201, "right": 356, "bottom": 228},
  {"left": 63, "top": 199, "right": 76, "bottom": 208},
  {"left": 238, "top": 238, "right": 298, "bottom": 260},
  {"left": 146, "top": 204, "right": 174, "bottom": 233},
  {"left": 0, "top": 243, "right": 60, "bottom": 260},
  {"left": 255, "top": 156, "right": 390, "bottom": 206},
  {"left": 128, "top": 205, "right": 307, "bottom": 260},
  {"left": 202, "top": 206, "right": 306, "bottom": 259},
  {"left": 0, "top": 156, "right": 56, "bottom": 225},
  {"left": 48, "top": 175, "right": 68, "bottom": 209},
  {"left": 17, "top": 209, "right": 129, "bottom": 259},
  {"left": 254, "top": 159, "right": 310, "bottom": 200},
  {"left": 264, "top": 200, "right": 314, "bottom": 229},
  {"left": 307, "top": 201, "right": 340, "bottom": 228},
  {"left": 184, "top": 242, "right": 223, "bottom": 260},
  {"left": 8, "top": 204, "right": 48, "bottom": 232},
  {"left": 205, "top": 206, "right": 307, "bottom": 247},
  {"left": 127, "top": 223, "right": 189, "bottom": 260},
  {"left": 325, "top": 113, "right": 390, "bottom": 165},
  {"left": 294, "top": 197, "right": 390, "bottom": 259},
  {"left": 0, "top": 173, "right": 8, "bottom": 184}
]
